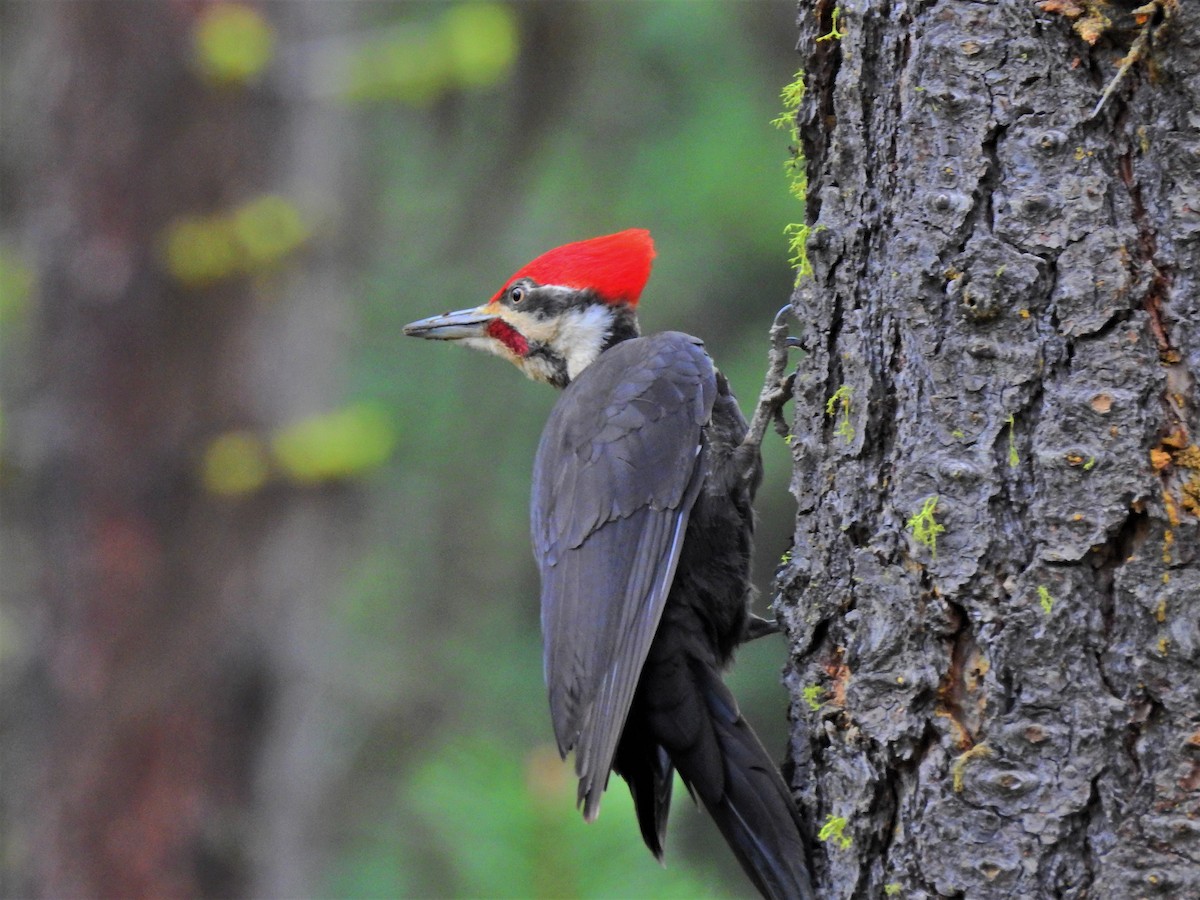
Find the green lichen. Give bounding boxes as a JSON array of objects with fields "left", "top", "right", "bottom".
[
  {"left": 825, "top": 384, "right": 854, "bottom": 443},
  {"left": 1084, "top": 456, "right": 1096, "bottom": 471},
  {"left": 907, "top": 496, "right": 945, "bottom": 558},
  {"left": 772, "top": 69, "right": 810, "bottom": 282},
  {"left": 802, "top": 685, "right": 824, "bottom": 711},
  {"left": 1006, "top": 414, "right": 1019, "bottom": 468},
  {"left": 780, "top": 549, "right": 793, "bottom": 565},
  {"left": 784, "top": 223, "right": 814, "bottom": 280},
  {"left": 1037, "top": 585, "right": 1054, "bottom": 615},
  {"left": 817, "top": 814, "right": 852, "bottom": 850},
  {"left": 884, "top": 885, "right": 902, "bottom": 897},
  {"left": 816, "top": 7, "right": 846, "bottom": 42}
]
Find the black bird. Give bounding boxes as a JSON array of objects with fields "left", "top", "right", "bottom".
[{"left": 404, "top": 229, "right": 813, "bottom": 900}]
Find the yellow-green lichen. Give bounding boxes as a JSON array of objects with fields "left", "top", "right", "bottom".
[
  {"left": 1037, "top": 586, "right": 1054, "bottom": 615},
  {"left": 818, "top": 814, "right": 852, "bottom": 850},
  {"left": 816, "top": 7, "right": 846, "bottom": 43},
  {"left": 907, "top": 496, "right": 945, "bottom": 558},
  {"left": 802, "top": 685, "right": 824, "bottom": 711},
  {"left": 772, "top": 69, "right": 810, "bottom": 282},
  {"left": 825, "top": 384, "right": 854, "bottom": 443},
  {"left": 1006, "top": 414, "right": 1019, "bottom": 468}
]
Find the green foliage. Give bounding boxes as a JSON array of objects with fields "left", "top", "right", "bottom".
[
  {"left": 884, "top": 883, "right": 903, "bottom": 896},
  {"left": 272, "top": 402, "right": 397, "bottom": 484},
  {"left": 163, "top": 194, "right": 309, "bottom": 286},
  {"left": 817, "top": 814, "right": 852, "bottom": 850},
  {"left": 162, "top": 217, "right": 240, "bottom": 286},
  {"left": 231, "top": 196, "right": 309, "bottom": 269},
  {"left": 907, "top": 496, "right": 945, "bottom": 558},
  {"left": 802, "top": 685, "right": 824, "bottom": 711},
  {"left": 193, "top": 2, "right": 275, "bottom": 84},
  {"left": 202, "top": 431, "right": 271, "bottom": 496},
  {"left": 344, "top": 3, "right": 518, "bottom": 103},
  {"left": 0, "top": 246, "right": 33, "bottom": 328},
  {"left": 0, "top": 246, "right": 30, "bottom": 456},
  {"left": 200, "top": 403, "right": 397, "bottom": 495},
  {"left": 442, "top": 3, "right": 520, "bottom": 88},
  {"left": 326, "top": 734, "right": 733, "bottom": 899}
]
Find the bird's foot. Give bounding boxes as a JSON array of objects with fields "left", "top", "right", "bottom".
[{"left": 744, "top": 305, "right": 798, "bottom": 450}]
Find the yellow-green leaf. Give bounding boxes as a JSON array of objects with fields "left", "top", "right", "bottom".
[
  {"left": 194, "top": 3, "right": 276, "bottom": 84},
  {"left": 272, "top": 403, "right": 397, "bottom": 484},
  {"left": 231, "top": 195, "right": 309, "bottom": 268},
  {"left": 441, "top": 2, "right": 519, "bottom": 88},
  {"left": 203, "top": 430, "right": 272, "bottom": 496}
]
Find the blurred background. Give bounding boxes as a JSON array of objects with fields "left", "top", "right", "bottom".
[{"left": 0, "top": 2, "right": 803, "bottom": 896}]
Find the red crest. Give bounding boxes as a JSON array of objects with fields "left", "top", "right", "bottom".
[{"left": 491, "top": 229, "right": 656, "bottom": 306}]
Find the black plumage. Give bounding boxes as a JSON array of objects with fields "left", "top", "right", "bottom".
[{"left": 532, "top": 332, "right": 813, "bottom": 900}]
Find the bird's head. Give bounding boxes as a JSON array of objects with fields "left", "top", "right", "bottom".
[{"left": 404, "top": 229, "right": 654, "bottom": 388}]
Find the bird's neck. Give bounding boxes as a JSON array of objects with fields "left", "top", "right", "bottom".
[{"left": 532, "top": 303, "right": 639, "bottom": 389}]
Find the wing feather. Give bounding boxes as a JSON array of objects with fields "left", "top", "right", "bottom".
[{"left": 531, "top": 332, "right": 716, "bottom": 820}]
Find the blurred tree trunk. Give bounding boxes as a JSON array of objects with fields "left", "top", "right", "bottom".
[
  {"left": 780, "top": 2, "right": 1199, "bottom": 897},
  {"left": 3, "top": 4, "right": 359, "bottom": 897}
]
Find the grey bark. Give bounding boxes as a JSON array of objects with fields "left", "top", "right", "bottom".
[{"left": 779, "top": 1, "right": 1200, "bottom": 898}]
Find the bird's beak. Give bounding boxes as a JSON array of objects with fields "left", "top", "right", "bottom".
[{"left": 403, "top": 307, "right": 496, "bottom": 341}]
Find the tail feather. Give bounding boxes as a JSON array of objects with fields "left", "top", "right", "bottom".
[
  {"left": 614, "top": 736, "right": 674, "bottom": 859},
  {"left": 611, "top": 651, "right": 814, "bottom": 899},
  {"left": 682, "top": 663, "right": 815, "bottom": 900}
]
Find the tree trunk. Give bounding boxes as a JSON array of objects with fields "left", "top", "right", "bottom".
[
  {"left": 2, "top": 4, "right": 359, "bottom": 897},
  {"left": 780, "top": 1, "right": 1200, "bottom": 897}
]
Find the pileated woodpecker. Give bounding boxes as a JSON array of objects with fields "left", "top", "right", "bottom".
[{"left": 405, "top": 229, "right": 813, "bottom": 900}]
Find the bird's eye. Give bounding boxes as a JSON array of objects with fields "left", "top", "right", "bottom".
[{"left": 510, "top": 286, "right": 525, "bottom": 303}]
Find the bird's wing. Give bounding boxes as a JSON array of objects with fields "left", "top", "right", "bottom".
[{"left": 531, "top": 332, "right": 716, "bottom": 820}]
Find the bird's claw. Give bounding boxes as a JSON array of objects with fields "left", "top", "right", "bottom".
[{"left": 745, "top": 305, "right": 798, "bottom": 449}]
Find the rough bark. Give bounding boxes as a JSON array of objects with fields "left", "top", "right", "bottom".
[{"left": 779, "top": 2, "right": 1200, "bottom": 897}]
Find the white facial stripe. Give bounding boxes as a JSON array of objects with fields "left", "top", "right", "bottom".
[{"left": 556, "top": 303, "right": 614, "bottom": 381}]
